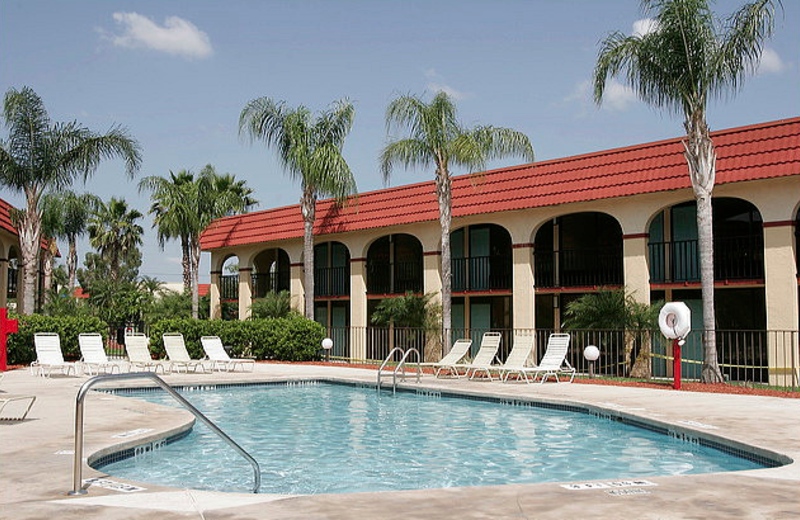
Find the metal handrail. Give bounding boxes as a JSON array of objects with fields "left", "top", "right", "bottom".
[
  {"left": 69, "top": 372, "right": 261, "bottom": 495},
  {"left": 392, "top": 348, "right": 422, "bottom": 393},
  {"left": 377, "top": 347, "right": 404, "bottom": 391}
]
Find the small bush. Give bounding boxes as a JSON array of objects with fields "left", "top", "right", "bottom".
[
  {"left": 148, "top": 315, "right": 324, "bottom": 362},
  {"left": 7, "top": 314, "right": 108, "bottom": 364}
]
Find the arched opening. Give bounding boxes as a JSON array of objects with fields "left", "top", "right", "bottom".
[
  {"left": 450, "top": 224, "right": 513, "bottom": 356},
  {"left": 220, "top": 255, "right": 240, "bottom": 320},
  {"left": 366, "top": 234, "right": 423, "bottom": 295},
  {"left": 7, "top": 246, "right": 19, "bottom": 305},
  {"left": 252, "top": 248, "right": 290, "bottom": 298},
  {"left": 648, "top": 197, "right": 767, "bottom": 381},
  {"left": 314, "top": 242, "right": 350, "bottom": 358}
]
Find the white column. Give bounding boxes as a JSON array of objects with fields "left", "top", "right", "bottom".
[
  {"left": 763, "top": 222, "right": 799, "bottom": 385},
  {"left": 512, "top": 244, "right": 535, "bottom": 330},
  {"left": 623, "top": 234, "right": 651, "bottom": 305},
  {"left": 238, "top": 268, "right": 252, "bottom": 321},
  {"left": 290, "top": 262, "right": 305, "bottom": 314},
  {"left": 349, "top": 258, "right": 367, "bottom": 360},
  {"left": 209, "top": 270, "right": 221, "bottom": 320}
]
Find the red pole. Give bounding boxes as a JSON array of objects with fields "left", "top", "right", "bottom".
[
  {"left": 0, "top": 308, "right": 8, "bottom": 371},
  {"left": 672, "top": 338, "right": 681, "bottom": 390}
]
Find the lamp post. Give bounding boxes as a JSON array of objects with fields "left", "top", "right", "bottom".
[
  {"left": 584, "top": 345, "right": 600, "bottom": 379},
  {"left": 321, "top": 337, "right": 333, "bottom": 362}
]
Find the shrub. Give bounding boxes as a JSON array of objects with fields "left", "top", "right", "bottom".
[
  {"left": 147, "top": 315, "right": 324, "bottom": 362},
  {"left": 250, "top": 290, "right": 293, "bottom": 319},
  {"left": 7, "top": 314, "right": 108, "bottom": 364}
]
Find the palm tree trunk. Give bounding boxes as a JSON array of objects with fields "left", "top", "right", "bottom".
[
  {"left": 436, "top": 167, "right": 452, "bottom": 354},
  {"left": 67, "top": 238, "right": 78, "bottom": 291},
  {"left": 42, "top": 241, "right": 54, "bottom": 307},
  {"left": 190, "top": 239, "right": 201, "bottom": 319},
  {"left": 181, "top": 235, "right": 191, "bottom": 293},
  {"left": 18, "top": 193, "right": 42, "bottom": 315},
  {"left": 301, "top": 188, "right": 316, "bottom": 320},
  {"left": 683, "top": 114, "right": 723, "bottom": 383}
]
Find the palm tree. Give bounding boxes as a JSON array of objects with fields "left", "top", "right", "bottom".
[
  {"left": 593, "top": 0, "right": 779, "bottom": 383},
  {"left": 0, "top": 86, "right": 141, "bottom": 314},
  {"left": 40, "top": 191, "right": 100, "bottom": 291},
  {"left": 142, "top": 165, "right": 256, "bottom": 318},
  {"left": 139, "top": 170, "right": 195, "bottom": 292},
  {"left": 88, "top": 198, "right": 144, "bottom": 281},
  {"left": 380, "top": 92, "right": 534, "bottom": 352},
  {"left": 240, "top": 98, "right": 357, "bottom": 320}
]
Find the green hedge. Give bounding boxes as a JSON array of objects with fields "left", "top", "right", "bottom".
[
  {"left": 7, "top": 315, "right": 108, "bottom": 364},
  {"left": 148, "top": 316, "right": 325, "bottom": 362}
]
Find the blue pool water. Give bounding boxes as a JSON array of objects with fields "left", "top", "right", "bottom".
[{"left": 98, "top": 382, "right": 765, "bottom": 494}]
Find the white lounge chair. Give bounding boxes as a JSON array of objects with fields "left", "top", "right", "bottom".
[
  {"left": 0, "top": 374, "right": 36, "bottom": 421},
  {"left": 201, "top": 336, "right": 255, "bottom": 372},
  {"left": 31, "top": 333, "right": 79, "bottom": 377},
  {"left": 422, "top": 339, "right": 473, "bottom": 378},
  {"left": 461, "top": 332, "right": 503, "bottom": 380},
  {"left": 497, "top": 334, "right": 537, "bottom": 382},
  {"left": 163, "top": 333, "right": 210, "bottom": 373},
  {"left": 125, "top": 333, "right": 171, "bottom": 374},
  {"left": 78, "top": 333, "right": 125, "bottom": 375},
  {"left": 506, "top": 333, "right": 575, "bottom": 384}
]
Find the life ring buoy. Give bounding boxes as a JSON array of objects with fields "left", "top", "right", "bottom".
[{"left": 658, "top": 302, "right": 691, "bottom": 339}]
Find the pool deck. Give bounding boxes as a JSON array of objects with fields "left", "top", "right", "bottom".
[{"left": 1, "top": 363, "right": 798, "bottom": 520}]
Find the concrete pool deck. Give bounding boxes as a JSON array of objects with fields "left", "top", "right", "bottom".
[{"left": 1, "top": 363, "right": 798, "bottom": 520}]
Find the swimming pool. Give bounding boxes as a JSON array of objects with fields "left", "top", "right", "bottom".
[{"left": 97, "top": 382, "right": 767, "bottom": 494}]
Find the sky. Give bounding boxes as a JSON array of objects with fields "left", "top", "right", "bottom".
[{"left": 1, "top": 0, "right": 798, "bottom": 285}]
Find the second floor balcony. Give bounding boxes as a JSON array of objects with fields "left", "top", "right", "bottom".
[
  {"left": 648, "top": 235, "right": 764, "bottom": 284},
  {"left": 534, "top": 246, "right": 623, "bottom": 288},
  {"left": 220, "top": 274, "right": 238, "bottom": 300},
  {"left": 366, "top": 261, "right": 422, "bottom": 295},
  {"left": 315, "top": 265, "right": 350, "bottom": 297},
  {"left": 452, "top": 255, "right": 512, "bottom": 292}
]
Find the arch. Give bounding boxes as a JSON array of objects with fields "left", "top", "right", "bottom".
[
  {"left": 532, "top": 211, "right": 623, "bottom": 288},
  {"left": 252, "top": 247, "right": 291, "bottom": 298},
  {"left": 314, "top": 241, "right": 350, "bottom": 297},
  {"left": 450, "top": 223, "right": 513, "bottom": 292},
  {"left": 647, "top": 197, "right": 764, "bottom": 284},
  {"left": 366, "top": 233, "right": 423, "bottom": 294}
]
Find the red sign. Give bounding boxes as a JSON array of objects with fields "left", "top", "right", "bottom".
[{"left": 0, "top": 307, "right": 19, "bottom": 371}]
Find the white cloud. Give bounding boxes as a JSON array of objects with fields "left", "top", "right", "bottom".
[
  {"left": 757, "top": 47, "right": 786, "bottom": 74},
  {"left": 561, "top": 78, "right": 637, "bottom": 113},
  {"left": 632, "top": 18, "right": 659, "bottom": 37},
  {"left": 424, "top": 69, "right": 468, "bottom": 100},
  {"left": 107, "top": 12, "right": 212, "bottom": 60}
]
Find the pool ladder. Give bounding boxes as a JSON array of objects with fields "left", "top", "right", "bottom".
[
  {"left": 69, "top": 372, "right": 261, "bottom": 495},
  {"left": 377, "top": 347, "right": 422, "bottom": 394}
]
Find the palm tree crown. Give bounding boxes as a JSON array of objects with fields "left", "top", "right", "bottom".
[
  {"left": 380, "top": 92, "right": 534, "bottom": 351},
  {"left": 240, "top": 98, "right": 357, "bottom": 320},
  {"left": 0, "top": 86, "right": 141, "bottom": 313},
  {"left": 88, "top": 197, "right": 144, "bottom": 281},
  {"left": 593, "top": 0, "right": 779, "bottom": 382}
]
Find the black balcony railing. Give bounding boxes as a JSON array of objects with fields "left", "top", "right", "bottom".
[
  {"left": 252, "top": 271, "right": 290, "bottom": 299},
  {"left": 648, "top": 235, "right": 764, "bottom": 283},
  {"left": 315, "top": 266, "right": 350, "bottom": 297},
  {"left": 534, "top": 246, "right": 623, "bottom": 288},
  {"left": 366, "top": 261, "right": 422, "bottom": 294},
  {"left": 7, "top": 268, "right": 17, "bottom": 298},
  {"left": 452, "top": 255, "right": 512, "bottom": 292},
  {"left": 220, "top": 274, "right": 238, "bottom": 300}
]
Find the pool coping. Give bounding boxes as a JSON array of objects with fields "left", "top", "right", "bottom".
[{"left": 91, "top": 376, "right": 792, "bottom": 487}]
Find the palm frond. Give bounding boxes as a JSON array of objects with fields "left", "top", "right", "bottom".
[{"left": 379, "top": 139, "right": 433, "bottom": 183}]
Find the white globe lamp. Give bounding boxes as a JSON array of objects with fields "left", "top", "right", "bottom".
[
  {"left": 584, "top": 345, "right": 600, "bottom": 378},
  {"left": 321, "top": 337, "right": 334, "bottom": 361}
]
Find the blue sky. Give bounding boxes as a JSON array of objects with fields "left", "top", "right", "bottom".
[{"left": 2, "top": 0, "right": 798, "bottom": 284}]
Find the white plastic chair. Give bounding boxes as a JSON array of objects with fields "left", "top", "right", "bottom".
[
  {"left": 0, "top": 374, "right": 36, "bottom": 420},
  {"left": 125, "top": 333, "right": 171, "bottom": 374},
  {"left": 422, "top": 339, "right": 473, "bottom": 378},
  {"left": 163, "top": 333, "right": 210, "bottom": 373},
  {"left": 201, "top": 336, "right": 255, "bottom": 372},
  {"left": 497, "top": 334, "right": 537, "bottom": 382},
  {"left": 78, "top": 333, "right": 125, "bottom": 375},
  {"left": 31, "top": 333, "right": 79, "bottom": 377},
  {"left": 506, "top": 333, "right": 575, "bottom": 384},
  {"left": 460, "top": 332, "right": 503, "bottom": 380}
]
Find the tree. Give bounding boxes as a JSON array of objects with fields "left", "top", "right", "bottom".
[
  {"left": 88, "top": 198, "right": 144, "bottom": 281},
  {"left": 40, "top": 191, "right": 100, "bottom": 291},
  {"left": 593, "top": 0, "right": 779, "bottom": 382},
  {"left": 0, "top": 86, "right": 141, "bottom": 314},
  {"left": 563, "top": 289, "right": 662, "bottom": 378},
  {"left": 380, "top": 92, "right": 533, "bottom": 352},
  {"left": 139, "top": 170, "right": 195, "bottom": 292},
  {"left": 250, "top": 290, "right": 293, "bottom": 319},
  {"left": 240, "top": 98, "right": 357, "bottom": 320},
  {"left": 142, "top": 165, "right": 256, "bottom": 319}
]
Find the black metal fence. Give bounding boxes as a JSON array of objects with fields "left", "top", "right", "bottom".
[
  {"left": 324, "top": 326, "right": 798, "bottom": 390},
  {"left": 315, "top": 266, "right": 350, "bottom": 297},
  {"left": 366, "top": 261, "right": 423, "bottom": 294},
  {"left": 220, "top": 274, "right": 238, "bottom": 300},
  {"left": 648, "top": 235, "right": 764, "bottom": 283},
  {"left": 534, "top": 247, "right": 623, "bottom": 288}
]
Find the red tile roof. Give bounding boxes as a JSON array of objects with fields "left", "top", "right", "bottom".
[
  {"left": 0, "top": 197, "right": 19, "bottom": 237},
  {"left": 198, "top": 283, "right": 210, "bottom": 297},
  {"left": 201, "top": 116, "right": 800, "bottom": 250}
]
